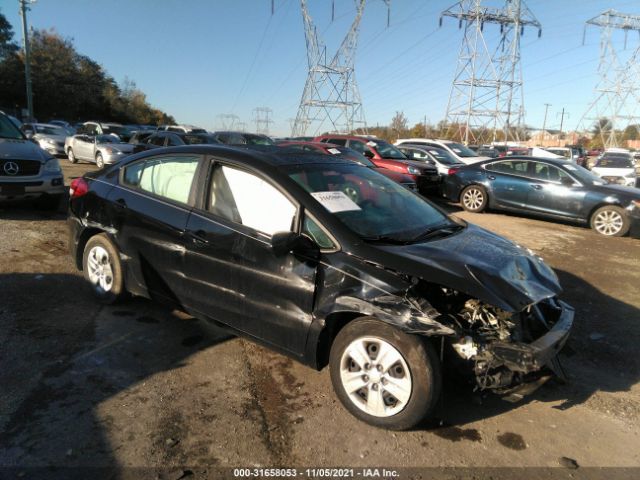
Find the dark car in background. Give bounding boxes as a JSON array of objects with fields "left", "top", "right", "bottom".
[
  {"left": 396, "top": 143, "right": 465, "bottom": 177},
  {"left": 212, "top": 131, "right": 275, "bottom": 146},
  {"left": 313, "top": 134, "right": 440, "bottom": 194},
  {"left": 443, "top": 156, "right": 640, "bottom": 237},
  {"left": 68, "top": 145, "right": 573, "bottom": 430},
  {"left": 77, "top": 121, "right": 135, "bottom": 142},
  {"left": 277, "top": 141, "right": 418, "bottom": 193},
  {"left": 132, "top": 131, "right": 219, "bottom": 153}
]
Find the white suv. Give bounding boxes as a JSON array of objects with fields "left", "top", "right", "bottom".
[{"left": 394, "top": 138, "right": 489, "bottom": 164}]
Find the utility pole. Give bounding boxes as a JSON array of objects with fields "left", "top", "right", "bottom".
[
  {"left": 19, "top": 0, "right": 36, "bottom": 122},
  {"left": 557, "top": 108, "right": 568, "bottom": 137},
  {"left": 541, "top": 103, "right": 551, "bottom": 144},
  {"left": 441, "top": 0, "right": 542, "bottom": 145}
]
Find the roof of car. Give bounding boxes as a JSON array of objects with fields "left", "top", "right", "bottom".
[{"left": 131, "top": 144, "right": 356, "bottom": 168}]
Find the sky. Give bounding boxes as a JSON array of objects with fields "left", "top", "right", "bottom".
[{"left": 1, "top": 0, "right": 639, "bottom": 136}]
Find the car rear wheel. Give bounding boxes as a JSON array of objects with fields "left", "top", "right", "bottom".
[
  {"left": 460, "top": 185, "right": 488, "bottom": 212},
  {"left": 590, "top": 205, "right": 629, "bottom": 237},
  {"left": 67, "top": 148, "right": 77, "bottom": 164},
  {"left": 96, "top": 153, "right": 104, "bottom": 169},
  {"left": 82, "top": 234, "right": 126, "bottom": 303},
  {"left": 329, "top": 318, "right": 441, "bottom": 430}
]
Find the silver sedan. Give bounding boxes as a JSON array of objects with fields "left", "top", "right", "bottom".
[{"left": 65, "top": 134, "right": 134, "bottom": 168}]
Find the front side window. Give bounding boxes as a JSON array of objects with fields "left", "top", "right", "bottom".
[
  {"left": 123, "top": 155, "right": 199, "bottom": 204},
  {"left": 302, "top": 214, "right": 335, "bottom": 249},
  {"left": 327, "top": 138, "right": 347, "bottom": 146},
  {"left": 531, "top": 162, "right": 571, "bottom": 182},
  {"left": 209, "top": 165, "right": 297, "bottom": 236}
]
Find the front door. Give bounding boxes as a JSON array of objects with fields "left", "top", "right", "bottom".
[
  {"left": 525, "top": 162, "right": 586, "bottom": 219},
  {"left": 183, "top": 161, "right": 317, "bottom": 355}
]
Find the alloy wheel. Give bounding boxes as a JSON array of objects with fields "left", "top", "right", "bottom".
[
  {"left": 96, "top": 154, "right": 104, "bottom": 168},
  {"left": 462, "top": 187, "right": 484, "bottom": 210},
  {"left": 339, "top": 337, "right": 412, "bottom": 417},
  {"left": 86, "top": 245, "right": 114, "bottom": 292},
  {"left": 594, "top": 210, "right": 624, "bottom": 236}
]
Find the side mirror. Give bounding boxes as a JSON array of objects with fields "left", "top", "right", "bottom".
[
  {"left": 271, "top": 231, "right": 320, "bottom": 261},
  {"left": 561, "top": 176, "right": 575, "bottom": 186},
  {"left": 362, "top": 150, "right": 374, "bottom": 159}
]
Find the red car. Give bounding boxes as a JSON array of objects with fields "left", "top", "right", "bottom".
[
  {"left": 278, "top": 141, "right": 418, "bottom": 191},
  {"left": 312, "top": 135, "right": 440, "bottom": 194}
]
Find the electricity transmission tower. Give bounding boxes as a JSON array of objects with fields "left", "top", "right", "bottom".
[
  {"left": 253, "top": 107, "right": 274, "bottom": 135},
  {"left": 291, "top": 0, "right": 390, "bottom": 137},
  {"left": 578, "top": 10, "right": 640, "bottom": 149},
  {"left": 216, "top": 114, "right": 241, "bottom": 130},
  {"left": 441, "top": 0, "right": 541, "bottom": 145}
]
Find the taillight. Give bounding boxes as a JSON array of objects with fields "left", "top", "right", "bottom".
[
  {"left": 447, "top": 167, "right": 460, "bottom": 175},
  {"left": 69, "top": 177, "right": 89, "bottom": 198}
]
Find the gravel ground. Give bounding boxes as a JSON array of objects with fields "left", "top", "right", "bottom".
[{"left": 0, "top": 160, "right": 639, "bottom": 478}]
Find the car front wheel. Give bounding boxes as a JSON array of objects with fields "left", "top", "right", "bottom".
[
  {"left": 96, "top": 153, "right": 104, "bottom": 169},
  {"left": 590, "top": 205, "right": 629, "bottom": 237},
  {"left": 329, "top": 318, "right": 441, "bottom": 430},
  {"left": 82, "top": 234, "right": 126, "bottom": 303},
  {"left": 460, "top": 185, "right": 488, "bottom": 212}
]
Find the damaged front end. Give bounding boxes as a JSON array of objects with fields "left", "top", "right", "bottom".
[{"left": 419, "top": 284, "right": 574, "bottom": 393}]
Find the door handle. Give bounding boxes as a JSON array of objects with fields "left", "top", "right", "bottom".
[
  {"left": 487, "top": 175, "right": 496, "bottom": 180},
  {"left": 114, "top": 198, "right": 127, "bottom": 208},
  {"left": 530, "top": 184, "right": 542, "bottom": 190},
  {"left": 186, "top": 230, "right": 209, "bottom": 245}
]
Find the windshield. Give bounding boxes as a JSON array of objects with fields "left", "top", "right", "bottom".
[
  {"left": 244, "top": 134, "right": 274, "bottom": 146},
  {"left": 371, "top": 140, "right": 406, "bottom": 159},
  {"left": 0, "top": 114, "right": 25, "bottom": 140},
  {"left": 184, "top": 134, "right": 218, "bottom": 145},
  {"left": 286, "top": 163, "right": 450, "bottom": 242},
  {"left": 96, "top": 134, "right": 121, "bottom": 144},
  {"left": 332, "top": 147, "right": 376, "bottom": 167},
  {"left": 446, "top": 142, "right": 478, "bottom": 158},
  {"left": 36, "top": 125, "right": 65, "bottom": 135},
  {"left": 562, "top": 163, "right": 608, "bottom": 185},
  {"left": 103, "top": 125, "right": 130, "bottom": 135},
  {"left": 425, "top": 148, "right": 460, "bottom": 165},
  {"left": 596, "top": 157, "right": 634, "bottom": 168}
]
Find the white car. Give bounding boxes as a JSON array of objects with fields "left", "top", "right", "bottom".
[
  {"left": 591, "top": 153, "right": 637, "bottom": 187},
  {"left": 394, "top": 138, "right": 490, "bottom": 164}
]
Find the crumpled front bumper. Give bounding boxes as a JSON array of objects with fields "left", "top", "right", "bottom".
[{"left": 486, "top": 300, "right": 574, "bottom": 374}]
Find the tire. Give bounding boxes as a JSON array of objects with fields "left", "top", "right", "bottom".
[
  {"left": 82, "top": 234, "right": 126, "bottom": 304},
  {"left": 590, "top": 205, "right": 630, "bottom": 237},
  {"left": 36, "top": 193, "right": 62, "bottom": 211},
  {"left": 96, "top": 153, "right": 104, "bottom": 169},
  {"left": 460, "top": 185, "right": 488, "bottom": 213},
  {"left": 329, "top": 318, "right": 441, "bottom": 430},
  {"left": 67, "top": 148, "right": 77, "bottom": 164}
]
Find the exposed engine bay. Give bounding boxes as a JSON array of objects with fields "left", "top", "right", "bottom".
[{"left": 410, "top": 283, "right": 571, "bottom": 392}]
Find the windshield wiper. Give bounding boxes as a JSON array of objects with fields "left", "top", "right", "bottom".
[
  {"left": 361, "top": 235, "right": 411, "bottom": 245},
  {"left": 409, "top": 223, "right": 464, "bottom": 243}
]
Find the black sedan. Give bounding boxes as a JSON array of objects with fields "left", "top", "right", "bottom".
[
  {"left": 444, "top": 156, "right": 640, "bottom": 237},
  {"left": 132, "top": 131, "right": 219, "bottom": 153},
  {"left": 68, "top": 146, "right": 573, "bottom": 430}
]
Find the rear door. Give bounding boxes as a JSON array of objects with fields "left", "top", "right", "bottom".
[
  {"left": 108, "top": 153, "right": 203, "bottom": 304},
  {"left": 483, "top": 160, "right": 531, "bottom": 209},
  {"left": 183, "top": 160, "right": 317, "bottom": 355}
]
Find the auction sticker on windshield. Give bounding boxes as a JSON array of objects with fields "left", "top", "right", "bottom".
[
  {"left": 327, "top": 148, "right": 341, "bottom": 155},
  {"left": 311, "top": 191, "right": 361, "bottom": 213}
]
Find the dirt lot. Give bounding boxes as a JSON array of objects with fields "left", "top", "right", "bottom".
[{"left": 1, "top": 161, "right": 639, "bottom": 478}]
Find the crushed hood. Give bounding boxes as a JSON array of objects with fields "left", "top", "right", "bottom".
[{"left": 368, "top": 224, "right": 562, "bottom": 312}]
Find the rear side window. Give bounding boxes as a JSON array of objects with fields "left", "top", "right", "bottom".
[
  {"left": 485, "top": 160, "right": 529, "bottom": 175},
  {"left": 208, "top": 164, "right": 296, "bottom": 236},
  {"left": 123, "top": 155, "right": 200, "bottom": 204},
  {"left": 150, "top": 135, "right": 166, "bottom": 146}
]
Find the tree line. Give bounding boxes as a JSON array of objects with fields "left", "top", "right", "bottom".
[{"left": 0, "top": 10, "right": 174, "bottom": 125}]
